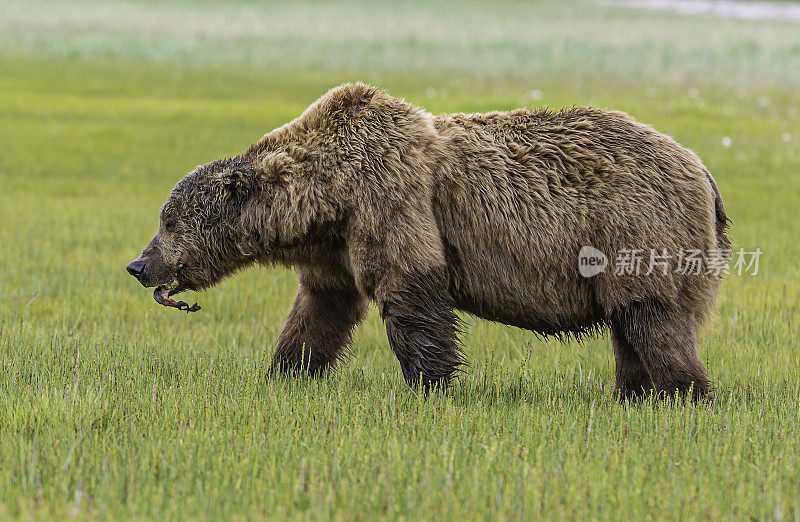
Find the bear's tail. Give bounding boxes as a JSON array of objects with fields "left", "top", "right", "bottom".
[{"left": 704, "top": 169, "right": 731, "bottom": 251}]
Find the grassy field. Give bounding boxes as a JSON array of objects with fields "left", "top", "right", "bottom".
[{"left": 1, "top": 1, "right": 799, "bottom": 519}]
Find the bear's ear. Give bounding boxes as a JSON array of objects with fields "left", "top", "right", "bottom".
[
  {"left": 343, "top": 87, "right": 375, "bottom": 118},
  {"left": 216, "top": 161, "right": 254, "bottom": 201}
]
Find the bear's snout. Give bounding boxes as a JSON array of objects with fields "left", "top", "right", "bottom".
[{"left": 126, "top": 259, "right": 146, "bottom": 282}]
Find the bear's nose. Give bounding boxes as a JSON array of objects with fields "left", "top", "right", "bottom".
[{"left": 126, "top": 259, "right": 146, "bottom": 279}]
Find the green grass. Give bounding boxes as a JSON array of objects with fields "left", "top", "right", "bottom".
[{"left": 1, "top": 1, "right": 800, "bottom": 519}]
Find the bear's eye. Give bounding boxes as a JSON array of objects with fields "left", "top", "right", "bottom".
[{"left": 164, "top": 219, "right": 178, "bottom": 233}]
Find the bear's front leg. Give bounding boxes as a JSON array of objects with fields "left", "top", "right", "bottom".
[
  {"left": 270, "top": 280, "right": 368, "bottom": 376},
  {"left": 376, "top": 267, "right": 464, "bottom": 390}
]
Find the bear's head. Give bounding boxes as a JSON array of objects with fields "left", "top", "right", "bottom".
[
  {"left": 126, "top": 82, "right": 441, "bottom": 307},
  {"left": 126, "top": 157, "right": 260, "bottom": 300}
]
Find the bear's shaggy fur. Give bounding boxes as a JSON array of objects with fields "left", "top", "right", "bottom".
[{"left": 128, "top": 83, "right": 730, "bottom": 399}]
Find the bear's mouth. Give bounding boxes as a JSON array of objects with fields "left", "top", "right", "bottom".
[{"left": 153, "top": 280, "right": 201, "bottom": 313}]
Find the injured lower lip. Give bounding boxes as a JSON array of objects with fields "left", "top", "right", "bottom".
[{"left": 153, "top": 284, "right": 201, "bottom": 313}]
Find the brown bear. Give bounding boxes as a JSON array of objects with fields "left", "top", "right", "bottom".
[{"left": 126, "top": 83, "right": 730, "bottom": 400}]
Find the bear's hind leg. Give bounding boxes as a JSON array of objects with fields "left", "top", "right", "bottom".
[
  {"left": 610, "top": 327, "right": 653, "bottom": 401},
  {"left": 270, "top": 282, "right": 367, "bottom": 376},
  {"left": 611, "top": 299, "right": 712, "bottom": 400}
]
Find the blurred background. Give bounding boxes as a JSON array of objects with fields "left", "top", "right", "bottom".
[{"left": 3, "top": 0, "right": 800, "bottom": 84}]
